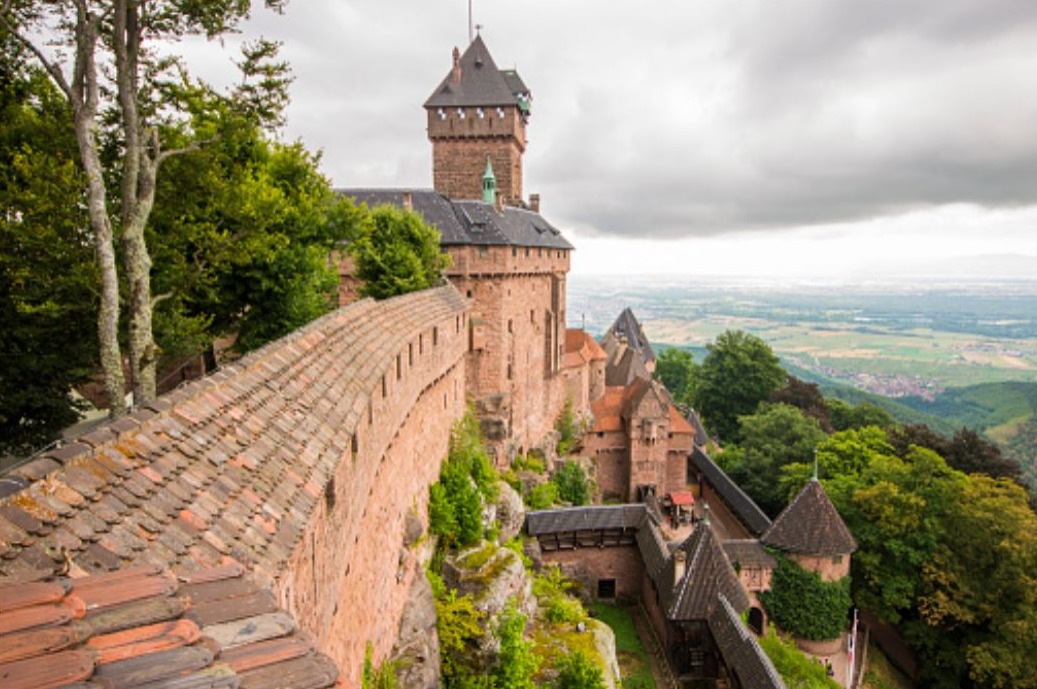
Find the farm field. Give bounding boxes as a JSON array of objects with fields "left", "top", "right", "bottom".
[{"left": 568, "top": 275, "right": 1037, "bottom": 396}]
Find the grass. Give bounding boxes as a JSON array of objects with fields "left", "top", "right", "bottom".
[
  {"left": 591, "top": 602, "right": 656, "bottom": 689},
  {"left": 861, "top": 640, "right": 915, "bottom": 689}
]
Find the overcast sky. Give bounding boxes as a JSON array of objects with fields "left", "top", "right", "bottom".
[{"left": 185, "top": 0, "right": 1037, "bottom": 279}]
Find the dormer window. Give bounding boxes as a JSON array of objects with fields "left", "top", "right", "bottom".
[
  {"left": 437, "top": 108, "right": 446, "bottom": 120},
  {"left": 457, "top": 108, "right": 466, "bottom": 119},
  {"left": 496, "top": 107, "right": 505, "bottom": 118},
  {"left": 476, "top": 107, "right": 485, "bottom": 119}
]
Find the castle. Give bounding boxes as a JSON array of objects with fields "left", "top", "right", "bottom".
[{"left": 0, "top": 35, "right": 858, "bottom": 689}]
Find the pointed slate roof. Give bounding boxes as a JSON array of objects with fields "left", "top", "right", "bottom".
[
  {"left": 663, "top": 523, "right": 749, "bottom": 621},
  {"left": 424, "top": 36, "right": 527, "bottom": 109},
  {"left": 339, "top": 189, "right": 573, "bottom": 250},
  {"left": 604, "top": 308, "right": 656, "bottom": 365},
  {"left": 761, "top": 480, "right": 857, "bottom": 556},
  {"left": 708, "top": 594, "right": 788, "bottom": 689}
]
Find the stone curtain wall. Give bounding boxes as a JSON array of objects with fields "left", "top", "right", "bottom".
[
  {"left": 275, "top": 287, "right": 468, "bottom": 683},
  {"left": 0, "top": 285, "right": 468, "bottom": 689}
]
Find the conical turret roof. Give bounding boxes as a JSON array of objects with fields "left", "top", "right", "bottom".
[{"left": 761, "top": 480, "right": 857, "bottom": 556}]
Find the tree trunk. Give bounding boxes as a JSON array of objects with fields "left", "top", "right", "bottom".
[
  {"left": 70, "top": 4, "right": 126, "bottom": 418},
  {"left": 115, "top": 0, "right": 158, "bottom": 406}
]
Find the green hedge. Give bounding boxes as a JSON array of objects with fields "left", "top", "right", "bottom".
[{"left": 759, "top": 551, "right": 851, "bottom": 641}]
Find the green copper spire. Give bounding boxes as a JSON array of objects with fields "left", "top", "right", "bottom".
[
  {"left": 482, "top": 156, "right": 496, "bottom": 203},
  {"left": 812, "top": 449, "right": 819, "bottom": 482}
]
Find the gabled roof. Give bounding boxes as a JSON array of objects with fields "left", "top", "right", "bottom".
[
  {"left": 525, "top": 505, "right": 648, "bottom": 536},
  {"left": 424, "top": 36, "right": 527, "bottom": 109},
  {"left": 338, "top": 189, "right": 573, "bottom": 250},
  {"left": 0, "top": 561, "right": 337, "bottom": 689},
  {"left": 709, "top": 594, "right": 788, "bottom": 689},
  {"left": 604, "top": 346, "right": 651, "bottom": 387},
  {"left": 723, "top": 539, "right": 777, "bottom": 570},
  {"left": 564, "top": 330, "right": 607, "bottom": 369},
  {"left": 605, "top": 308, "right": 656, "bottom": 364},
  {"left": 761, "top": 480, "right": 857, "bottom": 556},
  {"left": 690, "top": 448, "right": 773, "bottom": 537},
  {"left": 665, "top": 523, "right": 750, "bottom": 621}
]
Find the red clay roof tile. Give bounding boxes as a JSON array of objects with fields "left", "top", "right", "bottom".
[
  {"left": 0, "top": 580, "right": 69, "bottom": 612},
  {"left": 0, "top": 649, "right": 95, "bottom": 689}
]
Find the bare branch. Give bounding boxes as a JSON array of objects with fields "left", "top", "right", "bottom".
[
  {"left": 156, "top": 138, "right": 214, "bottom": 166},
  {"left": 0, "top": 11, "right": 73, "bottom": 99}
]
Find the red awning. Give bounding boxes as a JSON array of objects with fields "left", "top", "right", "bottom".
[{"left": 669, "top": 491, "right": 695, "bottom": 506}]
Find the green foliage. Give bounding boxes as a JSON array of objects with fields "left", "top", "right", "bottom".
[
  {"left": 655, "top": 346, "right": 698, "bottom": 409},
  {"left": 512, "top": 454, "right": 546, "bottom": 473},
  {"left": 429, "top": 410, "right": 498, "bottom": 549},
  {"left": 361, "top": 642, "right": 399, "bottom": 689},
  {"left": 553, "top": 460, "right": 591, "bottom": 506},
  {"left": 503, "top": 536, "right": 533, "bottom": 569},
  {"left": 496, "top": 601, "right": 539, "bottom": 689},
  {"left": 434, "top": 586, "right": 486, "bottom": 687},
  {"left": 770, "top": 376, "right": 833, "bottom": 432},
  {"left": 726, "top": 403, "right": 826, "bottom": 516},
  {"left": 534, "top": 565, "right": 586, "bottom": 623},
  {"left": 829, "top": 399, "right": 896, "bottom": 432},
  {"left": 0, "top": 65, "right": 96, "bottom": 455},
  {"left": 760, "top": 552, "right": 852, "bottom": 641},
  {"left": 555, "top": 651, "right": 606, "bottom": 689},
  {"left": 545, "top": 596, "right": 587, "bottom": 624},
  {"left": 150, "top": 110, "right": 362, "bottom": 355},
  {"left": 589, "top": 603, "right": 655, "bottom": 689},
  {"left": 691, "top": 329, "right": 786, "bottom": 441},
  {"left": 555, "top": 398, "right": 581, "bottom": 456},
  {"left": 525, "top": 481, "right": 559, "bottom": 510},
  {"left": 349, "top": 204, "right": 451, "bottom": 300},
  {"left": 757, "top": 625, "right": 841, "bottom": 689}
]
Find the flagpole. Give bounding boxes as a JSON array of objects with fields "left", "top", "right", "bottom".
[{"left": 468, "top": 0, "right": 473, "bottom": 43}]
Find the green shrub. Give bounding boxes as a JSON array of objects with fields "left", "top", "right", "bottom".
[
  {"left": 496, "top": 601, "right": 539, "bottom": 689},
  {"left": 556, "top": 399, "right": 581, "bottom": 456},
  {"left": 513, "top": 454, "right": 546, "bottom": 473},
  {"left": 546, "top": 596, "right": 586, "bottom": 624},
  {"left": 503, "top": 536, "right": 534, "bottom": 569},
  {"left": 361, "top": 642, "right": 399, "bottom": 689},
  {"left": 429, "top": 409, "right": 499, "bottom": 550},
  {"left": 555, "top": 650, "right": 606, "bottom": 689},
  {"left": 435, "top": 588, "right": 486, "bottom": 686},
  {"left": 525, "top": 481, "right": 559, "bottom": 510},
  {"left": 553, "top": 460, "right": 590, "bottom": 506}
]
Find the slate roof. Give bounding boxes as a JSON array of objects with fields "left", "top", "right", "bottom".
[
  {"left": 604, "top": 308, "right": 656, "bottom": 365},
  {"left": 687, "top": 408, "right": 710, "bottom": 446},
  {"left": 722, "top": 540, "right": 777, "bottom": 570},
  {"left": 0, "top": 286, "right": 465, "bottom": 585},
  {"left": 708, "top": 594, "right": 788, "bottom": 689},
  {"left": 424, "top": 36, "right": 528, "bottom": 109},
  {"left": 761, "top": 480, "right": 858, "bottom": 556},
  {"left": 0, "top": 561, "right": 337, "bottom": 689},
  {"left": 664, "top": 523, "right": 750, "bottom": 621},
  {"left": 338, "top": 189, "right": 573, "bottom": 250},
  {"left": 690, "top": 448, "right": 773, "bottom": 537},
  {"left": 635, "top": 519, "right": 671, "bottom": 580},
  {"left": 603, "top": 343, "right": 651, "bottom": 387},
  {"left": 525, "top": 505, "right": 648, "bottom": 536}
]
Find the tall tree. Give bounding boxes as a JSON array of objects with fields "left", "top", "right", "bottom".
[
  {"left": 691, "top": 329, "right": 786, "bottom": 441},
  {"left": 654, "top": 347, "right": 697, "bottom": 409},
  {"left": 0, "top": 45, "right": 97, "bottom": 455},
  {"left": 349, "top": 204, "right": 451, "bottom": 300},
  {"left": 1, "top": 0, "right": 286, "bottom": 415}
]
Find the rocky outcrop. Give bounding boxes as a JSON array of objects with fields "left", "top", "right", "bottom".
[
  {"left": 494, "top": 481, "right": 526, "bottom": 543},
  {"left": 391, "top": 563, "right": 442, "bottom": 689}
]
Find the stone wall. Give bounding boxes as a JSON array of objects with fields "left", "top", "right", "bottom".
[
  {"left": 277, "top": 288, "right": 468, "bottom": 685},
  {"left": 790, "top": 553, "right": 851, "bottom": 582},
  {"left": 542, "top": 545, "right": 646, "bottom": 603}
]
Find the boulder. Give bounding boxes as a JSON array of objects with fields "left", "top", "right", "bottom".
[
  {"left": 494, "top": 481, "right": 526, "bottom": 543},
  {"left": 391, "top": 564, "right": 441, "bottom": 689}
]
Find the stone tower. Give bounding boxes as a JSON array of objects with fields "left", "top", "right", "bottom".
[{"left": 424, "top": 35, "right": 531, "bottom": 203}]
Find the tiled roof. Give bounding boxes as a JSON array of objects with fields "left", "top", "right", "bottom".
[
  {"left": 664, "top": 523, "right": 750, "bottom": 621},
  {"left": 0, "top": 286, "right": 466, "bottom": 584},
  {"left": 525, "top": 505, "right": 647, "bottom": 536},
  {"left": 338, "top": 189, "right": 573, "bottom": 250},
  {"left": 604, "top": 308, "right": 656, "bottom": 364},
  {"left": 635, "top": 520, "right": 670, "bottom": 581},
  {"left": 668, "top": 404, "right": 695, "bottom": 435},
  {"left": 0, "top": 561, "right": 337, "bottom": 689},
  {"left": 589, "top": 387, "right": 625, "bottom": 433},
  {"left": 722, "top": 540, "right": 777, "bottom": 570},
  {"left": 690, "top": 448, "right": 773, "bottom": 537},
  {"left": 709, "top": 594, "right": 788, "bottom": 689},
  {"left": 424, "top": 36, "right": 527, "bottom": 109},
  {"left": 603, "top": 345, "right": 651, "bottom": 387},
  {"left": 761, "top": 480, "right": 858, "bottom": 556},
  {"left": 564, "top": 330, "right": 607, "bottom": 368},
  {"left": 687, "top": 408, "right": 710, "bottom": 446}
]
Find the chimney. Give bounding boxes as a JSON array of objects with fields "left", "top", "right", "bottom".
[
  {"left": 402, "top": 191, "right": 413, "bottom": 212},
  {"left": 451, "top": 47, "right": 462, "bottom": 84},
  {"left": 494, "top": 190, "right": 504, "bottom": 213},
  {"left": 673, "top": 549, "right": 687, "bottom": 585},
  {"left": 529, "top": 193, "right": 540, "bottom": 213}
]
